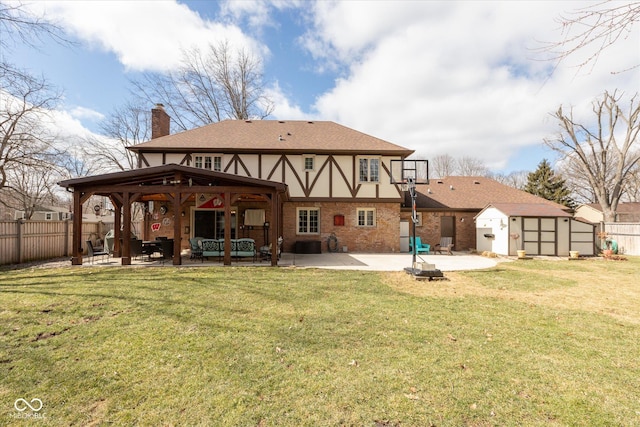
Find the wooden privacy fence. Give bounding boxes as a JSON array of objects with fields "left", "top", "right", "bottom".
[
  {"left": 0, "top": 220, "right": 113, "bottom": 265},
  {"left": 604, "top": 222, "right": 640, "bottom": 256}
]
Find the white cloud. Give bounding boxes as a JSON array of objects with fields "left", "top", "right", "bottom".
[
  {"left": 265, "top": 82, "right": 308, "bottom": 120},
  {"left": 23, "top": 0, "right": 266, "bottom": 72},
  {"left": 14, "top": 0, "right": 639, "bottom": 174},
  {"left": 68, "top": 106, "right": 104, "bottom": 122},
  {"left": 303, "top": 1, "right": 639, "bottom": 170}
]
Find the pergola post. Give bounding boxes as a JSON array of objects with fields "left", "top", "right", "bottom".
[
  {"left": 112, "top": 198, "right": 122, "bottom": 257},
  {"left": 121, "top": 192, "right": 131, "bottom": 265},
  {"left": 171, "top": 191, "right": 183, "bottom": 265},
  {"left": 223, "top": 191, "right": 232, "bottom": 265},
  {"left": 270, "top": 192, "right": 278, "bottom": 266},
  {"left": 71, "top": 190, "right": 83, "bottom": 265}
]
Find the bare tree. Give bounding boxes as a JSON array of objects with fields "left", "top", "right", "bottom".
[
  {"left": 457, "top": 156, "right": 490, "bottom": 177},
  {"left": 430, "top": 154, "right": 492, "bottom": 178},
  {"left": 0, "top": 1, "right": 69, "bottom": 76},
  {"left": 131, "top": 40, "right": 274, "bottom": 132},
  {"left": 491, "top": 170, "right": 529, "bottom": 190},
  {"left": 545, "top": 90, "right": 640, "bottom": 221},
  {"left": 557, "top": 156, "right": 598, "bottom": 205},
  {"left": 79, "top": 101, "right": 150, "bottom": 172},
  {"left": 540, "top": 1, "right": 640, "bottom": 74},
  {"left": 625, "top": 163, "right": 640, "bottom": 202},
  {"left": 430, "top": 154, "right": 456, "bottom": 178},
  {"left": 0, "top": 1, "right": 71, "bottom": 217},
  {"left": 0, "top": 69, "right": 63, "bottom": 189},
  {"left": 3, "top": 161, "right": 60, "bottom": 219}
]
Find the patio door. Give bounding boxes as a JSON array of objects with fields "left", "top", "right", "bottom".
[{"left": 193, "top": 209, "right": 236, "bottom": 239}]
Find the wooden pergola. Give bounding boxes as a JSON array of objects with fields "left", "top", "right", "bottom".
[{"left": 58, "top": 164, "right": 288, "bottom": 266}]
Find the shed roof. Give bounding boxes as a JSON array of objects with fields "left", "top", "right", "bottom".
[
  {"left": 479, "top": 203, "right": 572, "bottom": 218},
  {"left": 128, "top": 120, "right": 414, "bottom": 156}
]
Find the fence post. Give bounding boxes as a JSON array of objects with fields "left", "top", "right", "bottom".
[
  {"left": 17, "top": 219, "right": 24, "bottom": 264},
  {"left": 64, "top": 219, "right": 70, "bottom": 257}
]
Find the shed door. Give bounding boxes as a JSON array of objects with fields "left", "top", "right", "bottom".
[{"left": 523, "top": 218, "right": 557, "bottom": 255}]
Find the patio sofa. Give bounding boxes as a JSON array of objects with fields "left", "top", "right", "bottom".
[
  {"left": 201, "top": 239, "right": 224, "bottom": 260},
  {"left": 200, "top": 238, "right": 256, "bottom": 261}
]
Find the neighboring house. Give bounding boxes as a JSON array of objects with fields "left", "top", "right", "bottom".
[
  {"left": 402, "top": 176, "right": 573, "bottom": 252},
  {"left": 14, "top": 206, "right": 72, "bottom": 221},
  {"left": 575, "top": 203, "right": 640, "bottom": 223},
  {"left": 475, "top": 203, "right": 595, "bottom": 257}
]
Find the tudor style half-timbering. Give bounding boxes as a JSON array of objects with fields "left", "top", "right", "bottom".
[{"left": 127, "top": 105, "right": 415, "bottom": 253}]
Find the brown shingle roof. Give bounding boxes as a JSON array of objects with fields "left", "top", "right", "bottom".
[
  {"left": 128, "top": 120, "right": 414, "bottom": 155},
  {"left": 485, "top": 203, "right": 572, "bottom": 217},
  {"left": 410, "top": 176, "right": 569, "bottom": 211},
  {"left": 583, "top": 202, "right": 640, "bottom": 214}
]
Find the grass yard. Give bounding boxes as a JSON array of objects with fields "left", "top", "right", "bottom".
[{"left": 1, "top": 257, "right": 639, "bottom": 426}]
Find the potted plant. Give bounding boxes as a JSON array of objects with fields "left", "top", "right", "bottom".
[
  {"left": 598, "top": 231, "right": 613, "bottom": 257},
  {"left": 511, "top": 233, "right": 526, "bottom": 258}
]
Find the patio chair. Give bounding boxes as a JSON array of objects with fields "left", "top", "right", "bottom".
[
  {"left": 86, "top": 240, "right": 109, "bottom": 264},
  {"left": 409, "top": 236, "right": 430, "bottom": 254},
  {"left": 434, "top": 237, "right": 454, "bottom": 255},
  {"left": 189, "top": 237, "right": 204, "bottom": 261},
  {"left": 261, "top": 236, "right": 283, "bottom": 261}
]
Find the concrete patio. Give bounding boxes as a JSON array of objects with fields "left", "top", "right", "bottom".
[{"left": 82, "top": 250, "right": 502, "bottom": 272}]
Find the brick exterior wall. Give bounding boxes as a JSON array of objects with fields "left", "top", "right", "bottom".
[
  {"left": 400, "top": 210, "right": 479, "bottom": 252},
  {"left": 283, "top": 201, "right": 401, "bottom": 253}
]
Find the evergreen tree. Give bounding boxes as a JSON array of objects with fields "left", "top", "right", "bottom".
[{"left": 524, "top": 159, "right": 575, "bottom": 208}]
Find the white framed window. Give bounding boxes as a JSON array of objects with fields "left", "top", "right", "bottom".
[
  {"left": 204, "top": 156, "right": 212, "bottom": 170},
  {"left": 297, "top": 208, "right": 320, "bottom": 234},
  {"left": 45, "top": 212, "right": 53, "bottom": 220},
  {"left": 357, "top": 208, "right": 376, "bottom": 227},
  {"left": 303, "top": 155, "right": 315, "bottom": 171},
  {"left": 213, "top": 156, "right": 222, "bottom": 171},
  {"left": 359, "top": 157, "right": 380, "bottom": 183}
]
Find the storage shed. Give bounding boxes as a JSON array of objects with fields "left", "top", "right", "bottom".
[{"left": 475, "top": 203, "right": 595, "bottom": 256}]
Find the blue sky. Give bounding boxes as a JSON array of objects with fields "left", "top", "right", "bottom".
[{"left": 6, "top": 0, "right": 639, "bottom": 174}]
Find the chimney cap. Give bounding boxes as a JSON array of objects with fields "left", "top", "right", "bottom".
[{"left": 154, "top": 103, "right": 165, "bottom": 109}]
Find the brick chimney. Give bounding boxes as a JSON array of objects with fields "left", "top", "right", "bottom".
[{"left": 151, "top": 103, "right": 170, "bottom": 139}]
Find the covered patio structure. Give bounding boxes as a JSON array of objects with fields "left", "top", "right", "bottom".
[{"left": 58, "top": 164, "right": 289, "bottom": 266}]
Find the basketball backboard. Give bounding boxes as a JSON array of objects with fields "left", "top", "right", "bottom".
[{"left": 390, "top": 159, "right": 429, "bottom": 185}]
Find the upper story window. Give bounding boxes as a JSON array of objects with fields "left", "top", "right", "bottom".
[
  {"left": 303, "top": 155, "right": 315, "bottom": 171},
  {"left": 359, "top": 157, "right": 380, "bottom": 183},
  {"left": 194, "top": 156, "right": 204, "bottom": 168},
  {"left": 194, "top": 155, "right": 222, "bottom": 171}
]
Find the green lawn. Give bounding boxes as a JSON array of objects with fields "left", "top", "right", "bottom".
[{"left": 1, "top": 258, "right": 639, "bottom": 426}]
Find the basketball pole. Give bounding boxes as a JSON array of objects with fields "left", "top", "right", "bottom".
[{"left": 408, "top": 177, "right": 417, "bottom": 269}]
